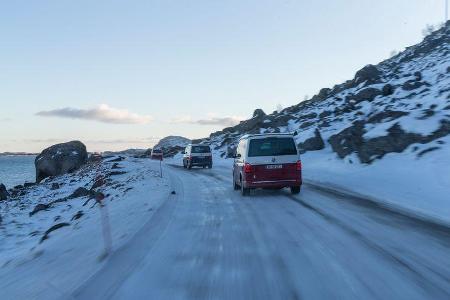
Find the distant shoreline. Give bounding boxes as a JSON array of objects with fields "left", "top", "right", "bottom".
[{"left": 0, "top": 153, "right": 37, "bottom": 156}]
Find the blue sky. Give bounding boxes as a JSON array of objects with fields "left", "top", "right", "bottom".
[{"left": 0, "top": 0, "right": 447, "bottom": 152}]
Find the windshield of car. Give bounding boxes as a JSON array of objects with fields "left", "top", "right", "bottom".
[
  {"left": 191, "top": 146, "right": 211, "bottom": 153},
  {"left": 248, "top": 137, "right": 297, "bottom": 157},
  {"left": 152, "top": 149, "right": 162, "bottom": 153}
]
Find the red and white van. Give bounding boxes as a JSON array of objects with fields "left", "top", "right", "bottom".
[{"left": 232, "top": 133, "right": 302, "bottom": 196}]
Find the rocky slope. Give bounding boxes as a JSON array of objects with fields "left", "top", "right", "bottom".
[
  {"left": 154, "top": 135, "right": 191, "bottom": 157},
  {"left": 199, "top": 22, "right": 450, "bottom": 164}
]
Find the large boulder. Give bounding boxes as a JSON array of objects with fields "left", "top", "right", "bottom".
[
  {"left": 253, "top": 109, "right": 266, "bottom": 118},
  {"left": 297, "top": 129, "right": 325, "bottom": 154},
  {"left": 0, "top": 184, "right": 8, "bottom": 201},
  {"left": 35, "top": 141, "right": 88, "bottom": 183},
  {"left": 348, "top": 87, "right": 382, "bottom": 103},
  {"left": 353, "top": 64, "right": 381, "bottom": 86}
]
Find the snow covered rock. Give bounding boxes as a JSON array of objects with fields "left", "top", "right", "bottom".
[
  {"left": 253, "top": 108, "right": 266, "bottom": 118},
  {"left": 154, "top": 136, "right": 190, "bottom": 149},
  {"left": 154, "top": 136, "right": 191, "bottom": 157},
  {"left": 35, "top": 141, "right": 88, "bottom": 183},
  {"left": 298, "top": 129, "right": 325, "bottom": 154},
  {"left": 353, "top": 64, "right": 381, "bottom": 86}
]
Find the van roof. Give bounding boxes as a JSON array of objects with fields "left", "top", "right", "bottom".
[{"left": 239, "top": 133, "right": 296, "bottom": 141}]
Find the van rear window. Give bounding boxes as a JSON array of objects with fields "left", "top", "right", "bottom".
[
  {"left": 248, "top": 137, "right": 297, "bottom": 157},
  {"left": 192, "top": 146, "right": 211, "bottom": 153}
]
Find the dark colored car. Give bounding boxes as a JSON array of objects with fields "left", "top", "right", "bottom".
[{"left": 183, "top": 144, "right": 212, "bottom": 169}]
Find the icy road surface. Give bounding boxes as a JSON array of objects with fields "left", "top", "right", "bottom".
[{"left": 74, "top": 162, "right": 450, "bottom": 300}]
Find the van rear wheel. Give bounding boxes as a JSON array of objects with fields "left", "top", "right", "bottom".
[
  {"left": 233, "top": 178, "right": 240, "bottom": 190},
  {"left": 290, "top": 186, "right": 300, "bottom": 195},
  {"left": 241, "top": 180, "right": 250, "bottom": 196}
]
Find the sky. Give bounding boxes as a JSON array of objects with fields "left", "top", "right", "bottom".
[{"left": 0, "top": 0, "right": 447, "bottom": 152}]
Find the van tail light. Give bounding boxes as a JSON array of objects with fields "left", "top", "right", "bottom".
[
  {"left": 188, "top": 156, "right": 192, "bottom": 160},
  {"left": 296, "top": 160, "right": 302, "bottom": 171},
  {"left": 244, "top": 163, "right": 253, "bottom": 173}
]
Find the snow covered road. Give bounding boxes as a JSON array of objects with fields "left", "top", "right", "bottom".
[{"left": 72, "top": 161, "right": 450, "bottom": 300}]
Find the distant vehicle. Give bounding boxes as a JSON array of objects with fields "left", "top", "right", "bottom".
[
  {"left": 232, "top": 133, "right": 302, "bottom": 196},
  {"left": 183, "top": 144, "right": 212, "bottom": 169},
  {"left": 151, "top": 148, "right": 163, "bottom": 160}
]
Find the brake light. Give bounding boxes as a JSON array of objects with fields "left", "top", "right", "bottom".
[
  {"left": 244, "top": 163, "right": 253, "bottom": 173},
  {"left": 296, "top": 160, "right": 302, "bottom": 171}
]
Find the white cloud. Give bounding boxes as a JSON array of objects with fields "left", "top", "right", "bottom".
[
  {"left": 172, "top": 115, "right": 242, "bottom": 127},
  {"left": 36, "top": 104, "right": 152, "bottom": 124}
]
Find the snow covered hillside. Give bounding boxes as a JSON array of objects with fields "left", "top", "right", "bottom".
[
  {"left": 154, "top": 135, "right": 191, "bottom": 157},
  {"left": 0, "top": 156, "right": 170, "bottom": 299},
  {"left": 199, "top": 22, "right": 450, "bottom": 223}
]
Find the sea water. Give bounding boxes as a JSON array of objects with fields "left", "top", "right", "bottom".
[{"left": 0, "top": 155, "right": 36, "bottom": 188}]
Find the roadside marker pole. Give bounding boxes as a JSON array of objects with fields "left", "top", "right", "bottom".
[
  {"left": 160, "top": 159, "right": 163, "bottom": 178},
  {"left": 97, "top": 192, "right": 113, "bottom": 255}
]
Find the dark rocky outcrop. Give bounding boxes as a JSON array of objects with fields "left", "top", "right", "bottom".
[
  {"left": 35, "top": 141, "right": 88, "bottom": 183},
  {"left": 88, "top": 153, "right": 103, "bottom": 163},
  {"left": 413, "top": 71, "right": 422, "bottom": 81},
  {"left": 68, "top": 187, "right": 95, "bottom": 199},
  {"left": 40, "top": 223, "right": 70, "bottom": 243},
  {"left": 329, "top": 120, "right": 450, "bottom": 163},
  {"left": 297, "top": 129, "right": 325, "bottom": 154},
  {"left": 253, "top": 109, "right": 266, "bottom": 118},
  {"left": 30, "top": 203, "right": 50, "bottom": 216},
  {"left": 382, "top": 84, "right": 394, "bottom": 96},
  {"left": 310, "top": 88, "right": 331, "bottom": 102},
  {"left": 0, "top": 184, "right": 9, "bottom": 201},
  {"left": 402, "top": 80, "right": 428, "bottom": 91},
  {"left": 353, "top": 64, "right": 381, "bottom": 86},
  {"left": 91, "top": 176, "right": 105, "bottom": 189},
  {"left": 71, "top": 211, "right": 84, "bottom": 221},
  {"left": 349, "top": 87, "right": 382, "bottom": 103},
  {"left": 367, "top": 110, "right": 409, "bottom": 123},
  {"left": 328, "top": 121, "right": 366, "bottom": 159}
]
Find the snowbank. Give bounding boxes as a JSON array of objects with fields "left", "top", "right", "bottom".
[
  {"left": 302, "top": 136, "right": 450, "bottom": 225},
  {"left": 0, "top": 157, "right": 171, "bottom": 299}
]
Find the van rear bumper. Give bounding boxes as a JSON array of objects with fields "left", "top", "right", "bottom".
[{"left": 244, "top": 179, "right": 302, "bottom": 189}]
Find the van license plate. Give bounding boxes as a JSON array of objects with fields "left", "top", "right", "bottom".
[{"left": 266, "top": 164, "right": 282, "bottom": 169}]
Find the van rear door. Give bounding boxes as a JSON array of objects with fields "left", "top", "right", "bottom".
[{"left": 246, "top": 137, "right": 299, "bottom": 182}]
